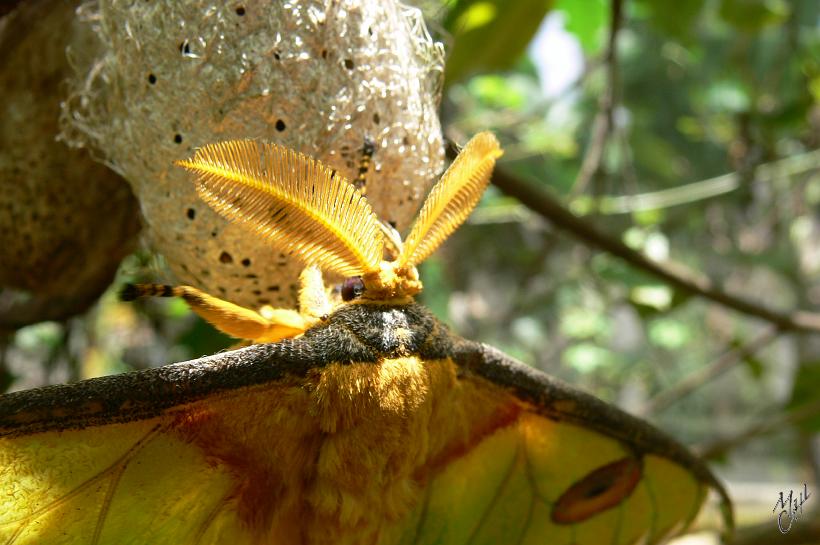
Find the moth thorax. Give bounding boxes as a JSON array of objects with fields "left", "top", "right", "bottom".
[{"left": 361, "top": 261, "right": 422, "bottom": 300}]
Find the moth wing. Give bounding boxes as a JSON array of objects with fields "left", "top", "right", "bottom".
[
  {"left": 0, "top": 343, "right": 318, "bottom": 545},
  {"left": 380, "top": 343, "right": 732, "bottom": 545},
  {"left": 0, "top": 339, "right": 731, "bottom": 545},
  {"left": 0, "top": 418, "right": 251, "bottom": 545}
]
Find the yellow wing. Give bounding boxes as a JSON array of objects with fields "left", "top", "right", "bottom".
[
  {"left": 386, "top": 408, "right": 709, "bottom": 545},
  {"left": 0, "top": 320, "right": 731, "bottom": 545},
  {"left": 1, "top": 420, "right": 250, "bottom": 544}
]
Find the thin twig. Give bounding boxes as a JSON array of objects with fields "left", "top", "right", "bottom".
[
  {"left": 470, "top": 149, "right": 820, "bottom": 221},
  {"left": 696, "top": 398, "right": 820, "bottom": 460},
  {"left": 589, "top": 148, "right": 820, "bottom": 214},
  {"left": 640, "top": 326, "right": 781, "bottom": 415},
  {"left": 571, "top": 0, "right": 623, "bottom": 197},
  {"left": 490, "top": 167, "right": 820, "bottom": 333}
]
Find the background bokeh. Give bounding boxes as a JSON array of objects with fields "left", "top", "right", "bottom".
[{"left": 2, "top": 1, "right": 819, "bottom": 542}]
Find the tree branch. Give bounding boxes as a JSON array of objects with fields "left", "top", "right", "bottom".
[
  {"left": 696, "top": 398, "right": 820, "bottom": 460},
  {"left": 572, "top": 0, "right": 622, "bottom": 196},
  {"left": 572, "top": 0, "right": 623, "bottom": 197},
  {"left": 640, "top": 326, "right": 781, "bottom": 415},
  {"left": 490, "top": 167, "right": 820, "bottom": 333}
]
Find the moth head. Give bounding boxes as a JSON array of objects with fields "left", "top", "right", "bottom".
[{"left": 176, "top": 132, "right": 502, "bottom": 302}]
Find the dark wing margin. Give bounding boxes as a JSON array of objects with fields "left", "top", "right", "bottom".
[
  {"left": 0, "top": 303, "right": 454, "bottom": 437},
  {"left": 450, "top": 339, "right": 735, "bottom": 540},
  {"left": 0, "top": 323, "right": 377, "bottom": 437}
]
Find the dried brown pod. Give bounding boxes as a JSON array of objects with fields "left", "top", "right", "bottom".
[{"left": 0, "top": 0, "right": 140, "bottom": 329}]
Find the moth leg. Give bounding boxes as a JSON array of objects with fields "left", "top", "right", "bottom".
[
  {"left": 120, "top": 284, "right": 307, "bottom": 343},
  {"left": 296, "top": 265, "right": 334, "bottom": 322}
]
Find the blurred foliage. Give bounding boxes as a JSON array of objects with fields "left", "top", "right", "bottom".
[
  {"left": 443, "top": 0, "right": 554, "bottom": 84},
  {"left": 2, "top": 0, "right": 820, "bottom": 536},
  {"left": 432, "top": 0, "right": 819, "bottom": 529}
]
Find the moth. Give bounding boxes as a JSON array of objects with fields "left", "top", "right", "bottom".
[{"left": 0, "top": 133, "right": 732, "bottom": 544}]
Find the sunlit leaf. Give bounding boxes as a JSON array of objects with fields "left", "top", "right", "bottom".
[
  {"left": 556, "top": 0, "right": 607, "bottom": 53},
  {"left": 444, "top": 0, "right": 554, "bottom": 84},
  {"left": 521, "top": 124, "right": 579, "bottom": 157},
  {"left": 648, "top": 318, "right": 690, "bottom": 350},
  {"left": 563, "top": 342, "right": 613, "bottom": 373},
  {"left": 705, "top": 80, "right": 751, "bottom": 113},
  {"left": 632, "top": 208, "right": 665, "bottom": 226},
  {"left": 810, "top": 76, "right": 820, "bottom": 103},
  {"left": 165, "top": 297, "right": 192, "bottom": 319},
  {"left": 560, "top": 307, "right": 608, "bottom": 339},
  {"left": 631, "top": 285, "right": 673, "bottom": 310},
  {"left": 511, "top": 316, "right": 545, "bottom": 348},
  {"left": 467, "top": 74, "right": 529, "bottom": 109},
  {"left": 456, "top": 1, "right": 497, "bottom": 32},
  {"left": 14, "top": 322, "right": 62, "bottom": 351}
]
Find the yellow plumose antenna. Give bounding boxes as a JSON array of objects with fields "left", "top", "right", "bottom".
[
  {"left": 126, "top": 133, "right": 503, "bottom": 342},
  {"left": 176, "top": 140, "right": 385, "bottom": 278},
  {"left": 399, "top": 132, "right": 503, "bottom": 268}
]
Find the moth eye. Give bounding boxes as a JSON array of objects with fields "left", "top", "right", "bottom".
[
  {"left": 341, "top": 277, "right": 365, "bottom": 301},
  {"left": 551, "top": 456, "right": 642, "bottom": 524}
]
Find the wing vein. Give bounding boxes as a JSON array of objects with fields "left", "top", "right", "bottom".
[
  {"left": 193, "top": 491, "right": 235, "bottom": 545},
  {"left": 0, "top": 425, "right": 161, "bottom": 544},
  {"left": 92, "top": 455, "right": 131, "bottom": 545},
  {"left": 409, "top": 480, "right": 434, "bottom": 545},
  {"left": 465, "top": 437, "right": 521, "bottom": 545}
]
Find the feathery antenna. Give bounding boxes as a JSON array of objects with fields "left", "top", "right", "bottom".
[
  {"left": 399, "top": 132, "right": 503, "bottom": 267},
  {"left": 176, "top": 140, "right": 385, "bottom": 277}
]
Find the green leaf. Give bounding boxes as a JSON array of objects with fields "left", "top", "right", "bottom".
[
  {"left": 556, "top": 0, "right": 607, "bottom": 53},
  {"left": 635, "top": 0, "right": 706, "bottom": 42},
  {"left": 0, "top": 367, "right": 16, "bottom": 394},
  {"left": 729, "top": 337, "right": 765, "bottom": 380},
  {"left": 631, "top": 285, "right": 672, "bottom": 311},
  {"left": 418, "top": 257, "right": 450, "bottom": 322},
  {"left": 648, "top": 317, "right": 691, "bottom": 349},
  {"left": 810, "top": 76, "right": 820, "bottom": 103},
  {"left": 563, "top": 343, "right": 613, "bottom": 373},
  {"left": 788, "top": 361, "right": 820, "bottom": 433},
  {"left": 467, "top": 74, "right": 528, "bottom": 109},
  {"left": 177, "top": 317, "right": 235, "bottom": 357},
  {"left": 718, "top": 0, "right": 790, "bottom": 32},
  {"left": 444, "top": 0, "right": 554, "bottom": 85},
  {"left": 632, "top": 208, "right": 665, "bottom": 226},
  {"left": 705, "top": 80, "right": 752, "bottom": 113},
  {"left": 14, "top": 322, "right": 62, "bottom": 351},
  {"left": 560, "top": 307, "right": 609, "bottom": 339},
  {"left": 165, "top": 297, "right": 192, "bottom": 319}
]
